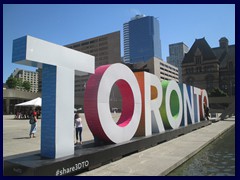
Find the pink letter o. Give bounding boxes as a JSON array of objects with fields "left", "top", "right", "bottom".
[{"left": 84, "top": 63, "right": 142, "bottom": 143}]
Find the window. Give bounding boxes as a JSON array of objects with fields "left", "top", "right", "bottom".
[
  {"left": 99, "top": 42, "right": 108, "bottom": 46},
  {"left": 90, "top": 40, "right": 98, "bottom": 44},
  {"left": 206, "top": 75, "right": 214, "bottom": 91},
  {"left": 99, "top": 37, "right": 107, "bottom": 41},
  {"left": 196, "top": 66, "right": 202, "bottom": 73},
  {"left": 73, "top": 44, "right": 80, "bottom": 48},
  {"left": 99, "top": 46, "right": 108, "bottom": 51},
  {"left": 81, "top": 42, "right": 89, "bottom": 46},
  {"left": 229, "top": 62, "right": 233, "bottom": 70},
  {"left": 195, "top": 55, "right": 202, "bottom": 64}
]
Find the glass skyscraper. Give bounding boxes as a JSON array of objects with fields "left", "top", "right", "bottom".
[{"left": 123, "top": 15, "right": 162, "bottom": 64}]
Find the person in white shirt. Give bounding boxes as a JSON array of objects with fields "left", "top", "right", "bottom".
[{"left": 74, "top": 113, "right": 83, "bottom": 145}]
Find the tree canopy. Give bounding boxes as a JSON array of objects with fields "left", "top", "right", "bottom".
[
  {"left": 6, "top": 76, "right": 18, "bottom": 88},
  {"left": 6, "top": 76, "right": 31, "bottom": 91},
  {"left": 22, "top": 81, "right": 31, "bottom": 91},
  {"left": 208, "top": 87, "right": 227, "bottom": 97}
]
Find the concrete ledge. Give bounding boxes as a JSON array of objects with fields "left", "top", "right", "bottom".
[{"left": 79, "top": 118, "right": 235, "bottom": 176}]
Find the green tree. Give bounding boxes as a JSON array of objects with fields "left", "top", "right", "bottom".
[
  {"left": 16, "top": 78, "right": 23, "bottom": 87},
  {"left": 5, "top": 76, "right": 30, "bottom": 91},
  {"left": 22, "top": 81, "right": 31, "bottom": 91},
  {"left": 209, "top": 87, "right": 227, "bottom": 97},
  {"left": 6, "top": 76, "right": 18, "bottom": 88}
]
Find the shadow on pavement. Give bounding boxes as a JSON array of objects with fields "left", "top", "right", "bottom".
[{"left": 13, "top": 137, "right": 31, "bottom": 139}]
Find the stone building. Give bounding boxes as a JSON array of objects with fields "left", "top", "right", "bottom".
[{"left": 182, "top": 37, "right": 235, "bottom": 96}]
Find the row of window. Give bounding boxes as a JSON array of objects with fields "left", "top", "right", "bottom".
[
  {"left": 76, "top": 88, "right": 86, "bottom": 92},
  {"left": 77, "top": 43, "right": 108, "bottom": 51},
  {"left": 161, "top": 76, "right": 178, "bottom": 82},
  {"left": 97, "top": 61, "right": 109, "bottom": 66},
  {"left": 23, "top": 77, "right": 38, "bottom": 81},
  {"left": 185, "top": 79, "right": 235, "bottom": 95},
  {"left": 76, "top": 84, "right": 86, "bottom": 88},
  {"left": 19, "top": 74, "right": 38, "bottom": 79},
  {"left": 69, "top": 37, "right": 108, "bottom": 49},
  {"left": 160, "top": 72, "right": 178, "bottom": 80},
  {"left": 160, "top": 67, "right": 178, "bottom": 76},
  {"left": 160, "top": 63, "right": 178, "bottom": 73},
  {"left": 97, "top": 56, "right": 109, "bottom": 61},
  {"left": 185, "top": 65, "right": 217, "bottom": 74},
  {"left": 23, "top": 74, "right": 38, "bottom": 77}
]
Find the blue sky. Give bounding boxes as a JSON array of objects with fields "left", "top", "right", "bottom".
[{"left": 3, "top": 4, "right": 235, "bottom": 83}]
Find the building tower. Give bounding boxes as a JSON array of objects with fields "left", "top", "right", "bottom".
[
  {"left": 167, "top": 42, "right": 189, "bottom": 82},
  {"left": 65, "top": 31, "right": 122, "bottom": 108},
  {"left": 123, "top": 15, "right": 162, "bottom": 63}
]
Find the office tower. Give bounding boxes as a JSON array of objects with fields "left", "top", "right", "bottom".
[
  {"left": 66, "top": 31, "right": 122, "bottom": 108},
  {"left": 123, "top": 15, "right": 162, "bottom": 63},
  {"left": 167, "top": 42, "right": 189, "bottom": 82}
]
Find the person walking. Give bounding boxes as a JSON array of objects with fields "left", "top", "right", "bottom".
[
  {"left": 74, "top": 113, "right": 83, "bottom": 145},
  {"left": 204, "top": 104, "right": 210, "bottom": 120},
  {"left": 29, "top": 108, "right": 38, "bottom": 138}
]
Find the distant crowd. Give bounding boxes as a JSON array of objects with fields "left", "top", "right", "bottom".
[{"left": 15, "top": 108, "right": 41, "bottom": 119}]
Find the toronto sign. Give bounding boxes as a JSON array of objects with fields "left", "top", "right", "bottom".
[{"left": 12, "top": 35, "right": 209, "bottom": 159}]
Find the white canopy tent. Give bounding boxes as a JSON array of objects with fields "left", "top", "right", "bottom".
[
  {"left": 15, "top": 97, "right": 42, "bottom": 107},
  {"left": 15, "top": 97, "right": 83, "bottom": 113}
]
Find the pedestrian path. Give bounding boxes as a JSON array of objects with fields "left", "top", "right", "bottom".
[
  {"left": 78, "top": 117, "right": 235, "bottom": 176},
  {"left": 3, "top": 114, "right": 118, "bottom": 157}
]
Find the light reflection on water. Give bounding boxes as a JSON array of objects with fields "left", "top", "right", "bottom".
[{"left": 167, "top": 125, "right": 235, "bottom": 176}]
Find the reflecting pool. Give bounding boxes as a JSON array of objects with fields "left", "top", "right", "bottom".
[{"left": 167, "top": 125, "right": 235, "bottom": 176}]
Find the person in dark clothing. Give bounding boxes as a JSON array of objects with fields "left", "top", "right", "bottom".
[{"left": 204, "top": 104, "right": 210, "bottom": 120}]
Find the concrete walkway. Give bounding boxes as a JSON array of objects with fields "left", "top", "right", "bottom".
[
  {"left": 3, "top": 113, "right": 120, "bottom": 157},
  {"left": 79, "top": 118, "right": 235, "bottom": 176},
  {"left": 3, "top": 115, "right": 235, "bottom": 176}
]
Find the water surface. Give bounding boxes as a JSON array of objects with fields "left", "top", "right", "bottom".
[{"left": 168, "top": 126, "right": 235, "bottom": 176}]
